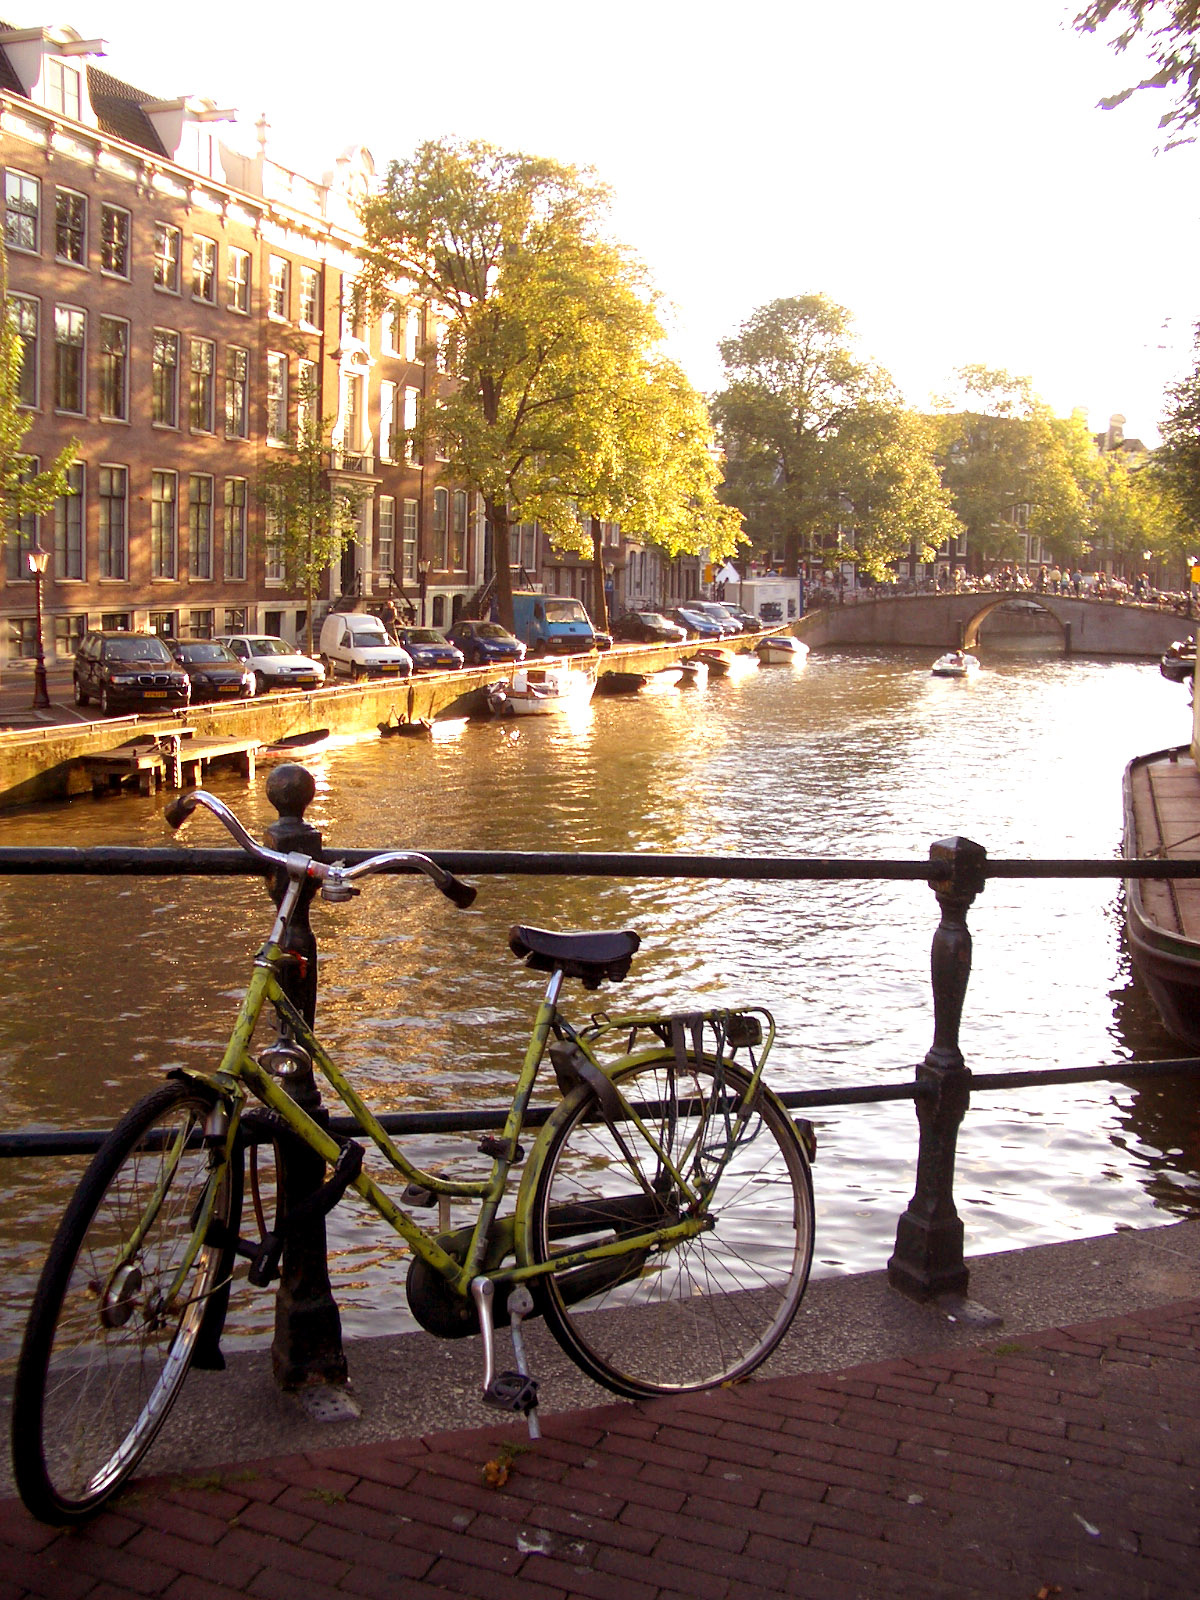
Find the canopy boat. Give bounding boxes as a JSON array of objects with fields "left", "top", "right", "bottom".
[
  {"left": 931, "top": 651, "right": 979, "bottom": 678},
  {"left": 1123, "top": 746, "right": 1200, "bottom": 1048},
  {"left": 693, "top": 648, "right": 732, "bottom": 677},
  {"left": 757, "top": 634, "right": 809, "bottom": 665},
  {"left": 1160, "top": 638, "right": 1196, "bottom": 683},
  {"left": 596, "top": 671, "right": 650, "bottom": 696},
  {"left": 487, "top": 661, "right": 596, "bottom": 717}
]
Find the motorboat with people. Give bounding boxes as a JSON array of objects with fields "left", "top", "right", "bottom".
[
  {"left": 486, "top": 660, "right": 596, "bottom": 717},
  {"left": 931, "top": 650, "right": 980, "bottom": 678},
  {"left": 756, "top": 634, "right": 809, "bottom": 665}
]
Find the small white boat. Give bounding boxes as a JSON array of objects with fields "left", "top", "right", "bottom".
[
  {"left": 757, "top": 635, "right": 809, "bottom": 665},
  {"left": 931, "top": 651, "right": 980, "bottom": 679},
  {"left": 488, "top": 661, "right": 595, "bottom": 717}
]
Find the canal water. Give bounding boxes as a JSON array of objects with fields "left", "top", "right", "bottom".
[{"left": 0, "top": 647, "right": 1197, "bottom": 1356}]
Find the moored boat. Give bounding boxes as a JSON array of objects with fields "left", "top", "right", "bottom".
[
  {"left": 259, "top": 727, "right": 332, "bottom": 762},
  {"left": 1160, "top": 638, "right": 1196, "bottom": 683},
  {"left": 1122, "top": 745, "right": 1200, "bottom": 1047},
  {"left": 488, "top": 660, "right": 596, "bottom": 717},
  {"left": 757, "top": 634, "right": 809, "bottom": 664},
  {"left": 676, "top": 660, "right": 708, "bottom": 689},
  {"left": 931, "top": 651, "right": 980, "bottom": 678},
  {"left": 596, "top": 671, "right": 650, "bottom": 696},
  {"left": 694, "top": 648, "right": 733, "bottom": 677}
]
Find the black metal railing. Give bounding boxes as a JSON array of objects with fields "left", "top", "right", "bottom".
[{"left": 2, "top": 763, "right": 1199, "bottom": 1385}]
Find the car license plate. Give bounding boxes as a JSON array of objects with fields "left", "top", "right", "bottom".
[
  {"left": 218, "top": 684, "right": 240, "bottom": 693},
  {"left": 144, "top": 690, "right": 167, "bottom": 698}
]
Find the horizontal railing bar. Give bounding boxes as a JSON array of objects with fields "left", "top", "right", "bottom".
[
  {"left": 0, "top": 845, "right": 1198, "bottom": 882},
  {"left": 5, "top": 1055, "right": 1197, "bottom": 1160}
]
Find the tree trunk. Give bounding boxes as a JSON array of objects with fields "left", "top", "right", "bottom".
[
  {"left": 589, "top": 517, "right": 609, "bottom": 631},
  {"left": 488, "top": 496, "right": 515, "bottom": 631}
]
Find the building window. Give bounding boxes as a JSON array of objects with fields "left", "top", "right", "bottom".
[
  {"left": 190, "top": 338, "right": 215, "bottom": 433},
  {"left": 53, "top": 463, "right": 85, "bottom": 580},
  {"left": 227, "top": 247, "right": 250, "bottom": 313},
  {"left": 378, "top": 496, "right": 395, "bottom": 579},
  {"left": 153, "top": 223, "right": 180, "bottom": 292},
  {"left": 433, "top": 487, "right": 449, "bottom": 570},
  {"left": 99, "top": 204, "right": 130, "bottom": 277},
  {"left": 9, "top": 617, "right": 39, "bottom": 658},
  {"left": 404, "top": 307, "right": 422, "bottom": 363},
  {"left": 188, "top": 475, "right": 213, "bottom": 580},
  {"left": 223, "top": 606, "right": 247, "bottom": 632},
  {"left": 192, "top": 236, "right": 217, "bottom": 302},
  {"left": 97, "top": 316, "right": 128, "bottom": 421},
  {"left": 295, "top": 359, "right": 317, "bottom": 431},
  {"left": 98, "top": 465, "right": 128, "bottom": 580},
  {"left": 54, "top": 191, "right": 86, "bottom": 266},
  {"left": 402, "top": 498, "right": 418, "bottom": 583},
  {"left": 151, "top": 471, "right": 177, "bottom": 579},
  {"left": 381, "top": 301, "right": 399, "bottom": 353},
  {"left": 4, "top": 171, "right": 39, "bottom": 253},
  {"left": 265, "top": 511, "right": 286, "bottom": 584},
  {"left": 152, "top": 330, "right": 179, "bottom": 426},
  {"left": 101, "top": 611, "right": 131, "bottom": 631},
  {"left": 343, "top": 372, "right": 362, "bottom": 452},
  {"left": 45, "top": 59, "right": 82, "bottom": 120},
  {"left": 451, "top": 490, "right": 467, "bottom": 571},
  {"left": 268, "top": 256, "right": 289, "bottom": 319},
  {"left": 225, "top": 346, "right": 248, "bottom": 438},
  {"left": 224, "top": 480, "right": 247, "bottom": 579},
  {"left": 298, "top": 265, "right": 320, "bottom": 327},
  {"left": 187, "top": 608, "right": 214, "bottom": 639},
  {"left": 266, "top": 352, "right": 288, "bottom": 442},
  {"left": 54, "top": 614, "right": 86, "bottom": 659},
  {"left": 149, "top": 611, "right": 177, "bottom": 638},
  {"left": 53, "top": 305, "right": 85, "bottom": 413},
  {"left": 9, "top": 295, "right": 38, "bottom": 407},
  {"left": 379, "top": 381, "right": 397, "bottom": 462},
  {"left": 403, "top": 386, "right": 419, "bottom": 464}
]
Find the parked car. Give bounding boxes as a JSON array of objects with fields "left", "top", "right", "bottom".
[
  {"left": 215, "top": 635, "right": 325, "bottom": 694},
  {"left": 446, "top": 620, "right": 527, "bottom": 666},
  {"left": 317, "top": 611, "right": 413, "bottom": 680},
  {"left": 668, "top": 607, "right": 728, "bottom": 641},
  {"left": 395, "top": 627, "right": 465, "bottom": 672},
  {"left": 686, "top": 602, "right": 745, "bottom": 638},
  {"left": 712, "top": 603, "right": 760, "bottom": 633},
  {"left": 73, "top": 631, "right": 191, "bottom": 715},
  {"left": 612, "top": 611, "right": 689, "bottom": 645},
  {"left": 165, "top": 639, "right": 255, "bottom": 702}
]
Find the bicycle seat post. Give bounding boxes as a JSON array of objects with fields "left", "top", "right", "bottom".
[{"left": 262, "top": 765, "right": 349, "bottom": 1394}]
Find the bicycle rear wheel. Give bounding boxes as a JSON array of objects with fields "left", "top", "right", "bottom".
[
  {"left": 527, "top": 1050, "right": 813, "bottom": 1397},
  {"left": 12, "top": 1080, "right": 239, "bottom": 1523}
]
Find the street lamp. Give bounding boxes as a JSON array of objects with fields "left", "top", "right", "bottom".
[
  {"left": 417, "top": 559, "right": 431, "bottom": 628},
  {"left": 25, "top": 541, "right": 50, "bottom": 709}
]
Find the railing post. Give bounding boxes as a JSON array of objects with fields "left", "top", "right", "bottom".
[
  {"left": 263, "top": 763, "right": 349, "bottom": 1392},
  {"left": 888, "top": 835, "right": 992, "bottom": 1311}
]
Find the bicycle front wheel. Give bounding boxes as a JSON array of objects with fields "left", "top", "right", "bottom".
[
  {"left": 527, "top": 1051, "right": 813, "bottom": 1397},
  {"left": 12, "top": 1080, "right": 239, "bottom": 1523}
]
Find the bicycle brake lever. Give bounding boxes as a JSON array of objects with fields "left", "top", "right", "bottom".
[
  {"left": 441, "top": 875, "right": 477, "bottom": 910},
  {"left": 165, "top": 790, "right": 200, "bottom": 830}
]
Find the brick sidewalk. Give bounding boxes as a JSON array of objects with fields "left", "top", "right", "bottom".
[{"left": 3, "top": 1299, "right": 1198, "bottom": 1600}]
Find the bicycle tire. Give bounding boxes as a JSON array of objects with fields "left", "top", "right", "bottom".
[
  {"left": 11, "top": 1080, "right": 239, "bottom": 1524},
  {"left": 526, "top": 1050, "right": 813, "bottom": 1398}
]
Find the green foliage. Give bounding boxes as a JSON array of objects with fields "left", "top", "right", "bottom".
[
  {"left": 1076, "top": 1, "right": 1200, "bottom": 147},
  {"left": 255, "top": 374, "right": 364, "bottom": 655},
  {"left": 712, "top": 295, "right": 954, "bottom": 575},
  {"left": 1, "top": 248, "right": 77, "bottom": 543},
  {"left": 1157, "top": 320, "right": 1200, "bottom": 534},
  {"left": 358, "top": 139, "right": 733, "bottom": 629}
]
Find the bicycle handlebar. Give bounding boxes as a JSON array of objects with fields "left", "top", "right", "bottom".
[{"left": 166, "top": 787, "right": 477, "bottom": 909}]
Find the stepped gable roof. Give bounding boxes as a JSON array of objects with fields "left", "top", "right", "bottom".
[{"left": 86, "top": 64, "right": 168, "bottom": 156}]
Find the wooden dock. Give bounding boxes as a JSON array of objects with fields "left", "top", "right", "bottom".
[{"left": 81, "top": 731, "right": 259, "bottom": 795}]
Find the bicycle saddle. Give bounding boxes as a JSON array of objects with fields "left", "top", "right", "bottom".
[{"left": 509, "top": 925, "right": 641, "bottom": 988}]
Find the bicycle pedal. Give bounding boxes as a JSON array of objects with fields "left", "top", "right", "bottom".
[{"left": 484, "top": 1370, "right": 540, "bottom": 1415}]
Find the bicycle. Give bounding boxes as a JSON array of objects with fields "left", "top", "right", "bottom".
[{"left": 11, "top": 786, "right": 816, "bottom": 1524}]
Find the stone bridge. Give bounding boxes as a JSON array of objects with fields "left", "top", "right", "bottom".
[{"left": 794, "top": 592, "right": 1191, "bottom": 657}]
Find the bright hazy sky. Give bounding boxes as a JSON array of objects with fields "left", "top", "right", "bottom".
[{"left": 41, "top": 0, "right": 1200, "bottom": 443}]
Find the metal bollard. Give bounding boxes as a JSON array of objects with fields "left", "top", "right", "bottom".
[
  {"left": 888, "top": 835, "right": 988, "bottom": 1307},
  {"left": 262, "top": 763, "right": 349, "bottom": 1391}
]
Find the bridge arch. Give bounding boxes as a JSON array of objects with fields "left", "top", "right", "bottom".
[{"left": 959, "top": 598, "right": 1068, "bottom": 651}]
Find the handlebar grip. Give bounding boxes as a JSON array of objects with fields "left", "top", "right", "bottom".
[
  {"left": 442, "top": 875, "right": 478, "bottom": 910},
  {"left": 164, "top": 790, "right": 200, "bottom": 830}
]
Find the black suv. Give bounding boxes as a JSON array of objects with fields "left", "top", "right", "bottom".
[{"left": 73, "top": 632, "right": 191, "bottom": 715}]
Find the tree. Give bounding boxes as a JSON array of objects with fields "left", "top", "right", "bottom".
[
  {"left": 1076, "top": 2, "right": 1200, "bottom": 147},
  {"left": 711, "top": 295, "right": 893, "bottom": 575},
  {"left": 1, "top": 250, "right": 77, "bottom": 550},
  {"left": 712, "top": 295, "right": 952, "bottom": 577},
  {"left": 1094, "top": 446, "right": 1179, "bottom": 573},
  {"left": 255, "top": 374, "right": 366, "bottom": 656},
  {"left": 1157, "top": 320, "right": 1200, "bottom": 537},
  {"left": 358, "top": 139, "right": 733, "bottom": 631}
]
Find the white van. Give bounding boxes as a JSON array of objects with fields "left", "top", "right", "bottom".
[{"left": 317, "top": 612, "right": 413, "bottom": 680}]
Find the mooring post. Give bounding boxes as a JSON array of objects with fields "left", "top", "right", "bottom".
[
  {"left": 888, "top": 835, "right": 989, "bottom": 1308},
  {"left": 263, "top": 762, "right": 349, "bottom": 1391}
]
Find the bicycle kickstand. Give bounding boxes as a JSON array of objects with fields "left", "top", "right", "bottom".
[{"left": 471, "top": 1278, "right": 541, "bottom": 1441}]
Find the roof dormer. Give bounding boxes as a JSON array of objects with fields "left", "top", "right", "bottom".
[
  {"left": 0, "top": 24, "right": 106, "bottom": 128},
  {"left": 141, "top": 95, "right": 238, "bottom": 180}
]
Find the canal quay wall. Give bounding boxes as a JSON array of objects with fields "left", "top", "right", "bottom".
[{"left": 0, "top": 640, "right": 715, "bottom": 810}]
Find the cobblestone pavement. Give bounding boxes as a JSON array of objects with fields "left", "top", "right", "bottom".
[{"left": 2, "top": 1298, "right": 1197, "bottom": 1600}]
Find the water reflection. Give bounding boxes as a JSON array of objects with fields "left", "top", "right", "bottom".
[{"left": 0, "top": 648, "right": 1196, "bottom": 1351}]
